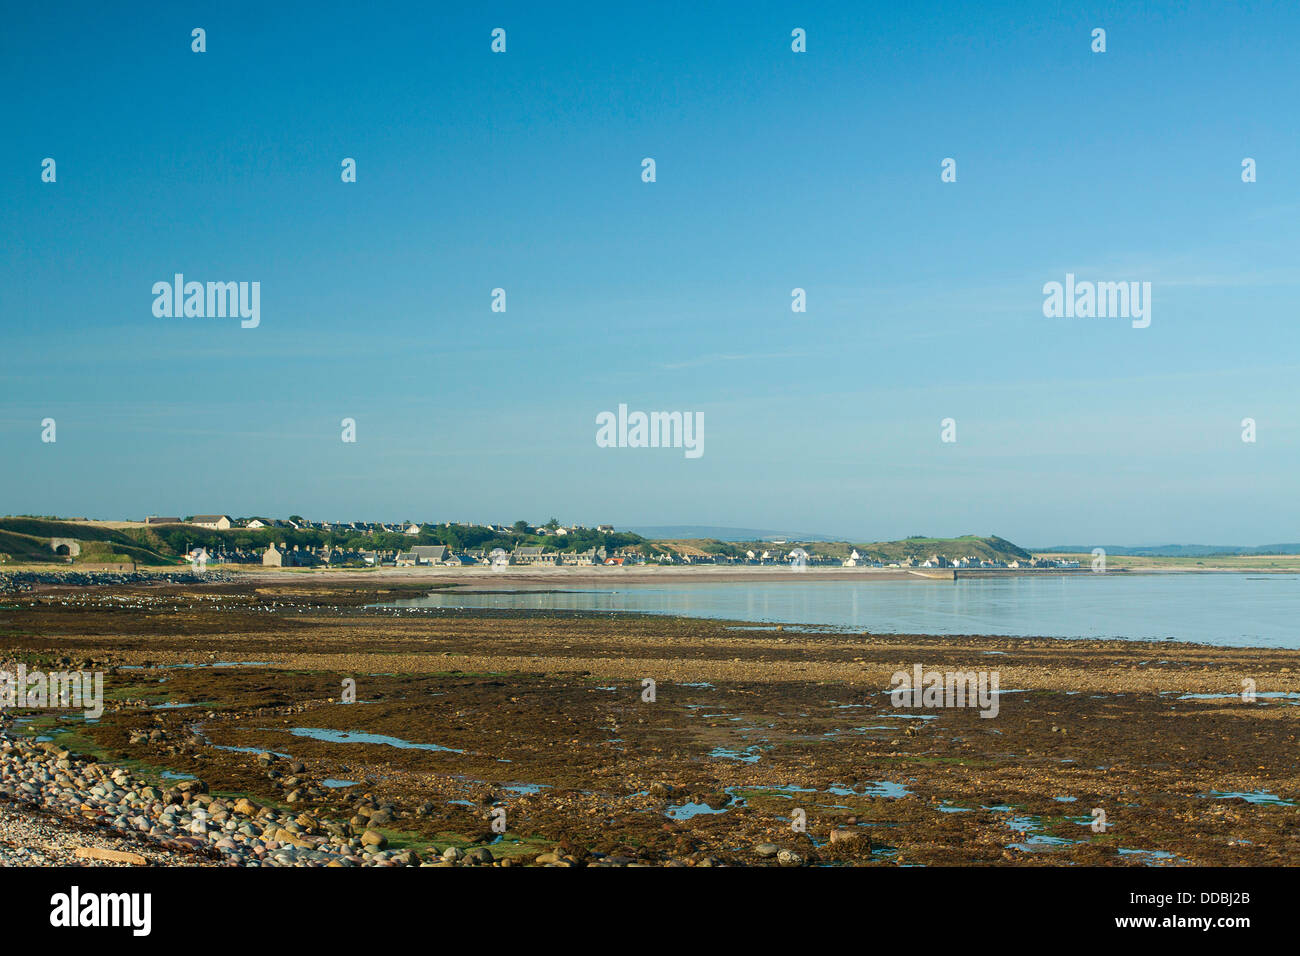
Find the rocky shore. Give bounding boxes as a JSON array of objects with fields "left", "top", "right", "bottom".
[
  {"left": 3, "top": 582, "right": 1297, "bottom": 866},
  {"left": 0, "top": 638, "right": 693, "bottom": 867},
  {"left": 0, "top": 729, "right": 785, "bottom": 867},
  {"left": 2, "top": 645, "right": 430, "bottom": 867},
  {"left": 0, "top": 794, "right": 208, "bottom": 867},
  {"left": 0, "top": 727, "right": 518, "bottom": 867},
  {"left": 0, "top": 569, "right": 233, "bottom": 593}
]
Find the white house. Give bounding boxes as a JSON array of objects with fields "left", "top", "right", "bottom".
[{"left": 191, "top": 515, "right": 232, "bottom": 530}]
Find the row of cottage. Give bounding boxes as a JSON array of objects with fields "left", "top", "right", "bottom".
[
  {"left": 840, "top": 551, "right": 1078, "bottom": 569},
  {"left": 150, "top": 515, "right": 617, "bottom": 536},
  {"left": 256, "top": 543, "right": 627, "bottom": 568},
  {"left": 391, "top": 545, "right": 618, "bottom": 567}
]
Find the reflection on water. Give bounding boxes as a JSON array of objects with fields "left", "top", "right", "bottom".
[
  {"left": 665, "top": 802, "right": 730, "bottom": 820},
  {"left": 709, "top": 746, "right": 762, "bottom": 763},
  {"left": 287, "top": 727, "right": 464, "bottom": 753},
  {"left": 1203, "top": 790, "right": 1295, "bottom": 806},
  {"left": 383, "top": 574, "right": 1300, "bottom": 647}
]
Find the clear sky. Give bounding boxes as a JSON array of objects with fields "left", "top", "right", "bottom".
[{"left": 3, "top": 1, "right": 1298, "bottom": 545}]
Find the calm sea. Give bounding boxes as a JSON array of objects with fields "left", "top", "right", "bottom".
[{"left": 385, "top": 573, "right": 1300, "bottom": 648}]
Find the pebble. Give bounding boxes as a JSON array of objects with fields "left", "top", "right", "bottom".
[{"left": 0, "top": 697, "right": 413, "bottom": 868}]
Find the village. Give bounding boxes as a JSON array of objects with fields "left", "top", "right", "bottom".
[{"left": 144, "top": 515, "right": 1082, "bottom": 572}]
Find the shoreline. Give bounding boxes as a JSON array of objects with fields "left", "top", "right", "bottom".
[{"left": 14, "top": 562, "right": 1300, "bottom": 592}]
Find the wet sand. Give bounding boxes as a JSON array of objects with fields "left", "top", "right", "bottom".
[{"left": 2, "top": 579, "right": 1297, "bottom": 866}]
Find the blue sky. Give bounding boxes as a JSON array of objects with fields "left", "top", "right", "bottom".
[{"left": 3, "top": 1, "right": 1298, "bottom": 544}]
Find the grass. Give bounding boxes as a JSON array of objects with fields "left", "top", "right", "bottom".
[
  {"left": 1050, "top": 552, "right": 1300, "bottom": 571},
  {"left": 0, "top": 519, "right": 177, "bottom": 566}
]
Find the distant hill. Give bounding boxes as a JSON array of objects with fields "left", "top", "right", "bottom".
[
  {"left": 1035, "top": 543, "right": 1300, "bottom": 557},
  {"left": 837, "top": 535, "right": 1032, "bottom": 563}
]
